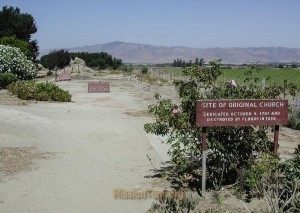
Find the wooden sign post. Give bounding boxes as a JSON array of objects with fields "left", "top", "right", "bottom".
[
  {"left": 201, "top": 126, "right": 207, "bottom": 196},
  {"left": 196, "top": 99, "right": 288, "bottom": 197}
]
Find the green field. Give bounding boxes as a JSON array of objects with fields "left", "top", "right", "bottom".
[
  {"left": 151, "top": 67, "right": 300, "bottom": 88},
  {"left": 220, "top": 68, "right": 300, "bottom": 88}
]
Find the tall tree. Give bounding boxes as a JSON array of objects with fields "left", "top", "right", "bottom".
[
  {"left": 0, "top": 6, "right": 39, "bottom": 61},
  {"left": 199, "top": 58, "right": 205, "bottom": 67}
]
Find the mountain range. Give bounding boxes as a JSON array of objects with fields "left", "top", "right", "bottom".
[{"left": 46, "top": 41, "right": 300, "bottom": 64}]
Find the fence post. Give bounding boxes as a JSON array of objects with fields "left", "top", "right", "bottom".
[
  {"left": 202, "top": 127, "right": 207, "bottom": 197},
  {"left": 274, "top": 125, "right": 279, "bottom": 157},
  {"left": 262, "top": 78, "right": 266, "bottom": 90}
]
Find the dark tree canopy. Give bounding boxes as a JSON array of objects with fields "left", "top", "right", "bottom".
[
  {"left": 69, "top": 52, "right": 122, "bottom": 70},
  {"left": 0, "top": 6, "right": 39, "bottom": 60},
  {"left": 41, "top": 51, "right": 123, "bottom": 70},
  {"left": 0, "top": 6, "right": 37, "bottom": 40},
  {"left": 173, "top": 58, "right": 205, "bottom": 68},
  {"left": 40, "top": 49, "right": 71, "bottom": 70}
]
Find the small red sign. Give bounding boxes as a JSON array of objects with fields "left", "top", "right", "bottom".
[
  {"left": 57, "top": 73, "right": 71, "bottom": 81},
  {"left": 88, "top": 82, "right": 110, "bottom": 93},
  {"left": 196, "top": 99, "right": 288, "bottom": 127}
]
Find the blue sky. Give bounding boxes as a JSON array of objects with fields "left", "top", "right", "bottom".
[{"left": 1, "top": 0, "right": 300, "bottom": 50}]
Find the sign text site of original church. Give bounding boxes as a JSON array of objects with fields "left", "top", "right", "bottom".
[{"left": 196, "top": 99, "right": 288, "bottom": 127}]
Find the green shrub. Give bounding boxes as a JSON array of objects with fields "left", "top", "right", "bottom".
[
  {"left": 240, "top": 148, "right": 300, "bottom": 212},
  {"left": 7, "top": 81, "right": 71, "bottom": 102},
  {"left": 7, "top": 81, "right": 36, "bottom": 100},
  {"left": 0, "top": 72, "right": 17, "bottom": 89},
  {"left": 148, "top": 191, "right": 197, "bottom": 213},
  {"left": 288, "top": 108, "right": 300, "bottom": 130},
  {"left": 34, "top": 82, "right": 71, "bottom": 102},
  {"left": 120, "top": 65, "right": 133, "bottom": 73},
  {"left": 0, "top": 45, "right": 36, "bottom": 80},
  {"left": 0, "top": 36, "right": 33, "bottom": 59},
  {"left": 288, "top": 116, "right": 298, "bottom": 129},
  {"left": 246, "top": 154, "right": 279, "bottom": 189},
  {"left": 141, "top": 66, "right": 148, "bottom": 74},
  {"left": 144, "top": 62, "right": 281, "bottom": 188}
]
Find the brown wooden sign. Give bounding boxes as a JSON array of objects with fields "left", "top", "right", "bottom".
[
  {"left": 196, "top": 99, "right": 289, "bottom": 197},
  {"left": 196, "top": 99, "right": 288, "bottom": 127},
  {"left": 88, "top": 82, "right": 110, "bottom": 93}
]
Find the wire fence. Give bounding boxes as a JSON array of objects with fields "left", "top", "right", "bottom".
[{"left": 149, "top": 67, "right": 187, "bottom": 82}]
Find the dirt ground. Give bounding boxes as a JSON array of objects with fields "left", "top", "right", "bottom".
[{"left": 0, "top": 72, "right": 299, "bottom": 212}]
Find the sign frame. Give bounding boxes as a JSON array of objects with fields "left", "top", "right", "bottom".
[
  {"left": 88, "top": 82, "right": 110, "bottom": 93},
  {"left": 196, "top": 99, "right": 288, "bottom": 197},
  {"left": 56, "top": 73, "right": 71, "bottom": 81},
  {"left": 196, "top": 99, "right": 288, "bottom": 127}
]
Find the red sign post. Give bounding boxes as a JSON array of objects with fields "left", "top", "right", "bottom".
[{"left": 196, "top": 99, "right": 288, "bottom": 196}]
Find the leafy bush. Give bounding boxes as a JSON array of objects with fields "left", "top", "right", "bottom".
[
  {"left": 144, "top": 62, "right": 296, "bottom": 190},
  {"left": 35, "top": 82, "right": 72, "bottom": 102},
  {"left": 0, "top": 36, "right": 33, "bottom": 59},
  {"left": 8, "top": 81, "right": 71, "bottom": 102},
  {"left": 288, "top": 116, "right": 298, "bottom": 129},
  {"left": 7, "top": 81, "right": 36, "bottom": 100},
  {"left": 120, "top": 65, "right": 133, "bottom": 73},
  {"left": 148, "top": 191, "right": 197, "bottom": 213},
  {"left": 288, "top": 108, "right": 300, "bottom": 130},
  {"left": 246, "top": 154, "right": 279, "bottom": 189},
  {"left": 141, "top": 66, "right": 148, "bottom": 74},
  {"left": 280, "top": 146, "right": 300, "bottom": 211},
  {"left": 0, "top": 45, "right": 36, "bottom": 80},
  {"left": 244, "top": 150, "right": 300, "bottom": 212},
  {"left": 0, "top": 72, "right": 17, "bottom": 89}
]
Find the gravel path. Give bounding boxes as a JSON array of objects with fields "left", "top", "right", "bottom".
[
  {"left": 1, "top": 74, "right": 298, "bottom": 212},
  {"left": 0, "top": 76, "right": 168, "bottom": 213}
]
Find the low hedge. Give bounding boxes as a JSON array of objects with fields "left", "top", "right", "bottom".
[
  {"left": 0, "top": 73, "right": 17, "bottom": 89},
  {"left": 7, "top": 81, "right": 72, "bottom": 102}
]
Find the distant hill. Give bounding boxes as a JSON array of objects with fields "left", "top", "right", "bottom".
[{"left": 44, "top": 41, "right": 300, "bottom": 64}]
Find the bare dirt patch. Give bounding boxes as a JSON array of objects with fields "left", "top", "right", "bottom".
[
  {"left": 0, "top": 147, "right": 53, "bottom": 178},
  {"left": 123, "top": 110, "right": 153, "bottom": 117},
  {"left": 0, "top": 90, "right": 32, "bottom": 106}
]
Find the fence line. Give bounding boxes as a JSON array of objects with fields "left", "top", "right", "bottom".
[{"left": 149, "top": 67, "right": 187, "bottom": 82}]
